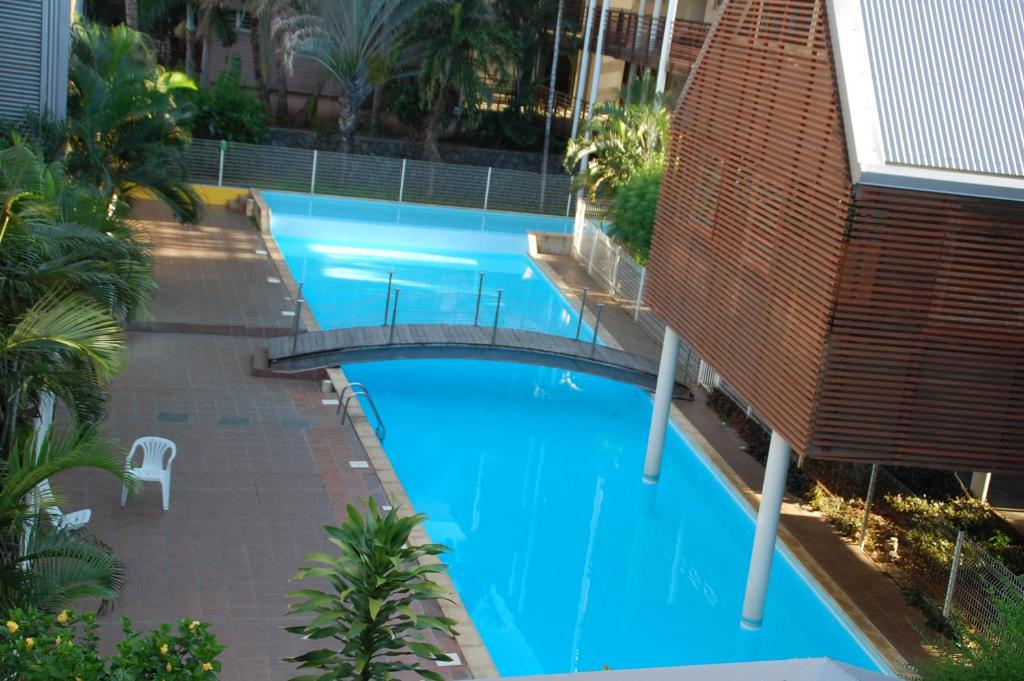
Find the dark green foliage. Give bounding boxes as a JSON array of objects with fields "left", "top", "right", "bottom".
[
  {"left": 607, "top": 167, "right": 661, "bottom": 264},
  {"left": 189, "top": 57, "right": 269, "bottom": 143},
  {"left": 0, "top": 607, "right": 224, "bottom": 679},
  {"left": 384, "top": 79, "right": 430, "bottom": 131},
  {"left": 919, "top": 595, "right": 1024, "bottom": 680},
  {"left": 286, "top": 499, "right": 457, "bottom": 681}
]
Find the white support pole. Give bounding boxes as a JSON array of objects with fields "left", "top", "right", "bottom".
[
  {"left": 858, "top": 463, "right": 879, "bottom": 549},
  {"left": 969, "top": 472, "right": 992, "bottom": 503},
  {"left": 741, "top": 431, "right": 792, "bottom": 629},
  {"left": 643, "top": 326, "right": 680, "bottom": 483},
  {"left": 217, "top": 141, "right": 226, "bottom": 187},
  {"left": 634, "top": 267, "right": 646, "bottom": 320},
  {"left": 570, "top": 0, "right": 599, "bottom": 140},
  {"left": 628, "top": 0, "right": 649, "bottom": 83},
  {"left": 943, "top": 530, "right": 966, "bottom": 618},
  {"left": 398, "top": 159, "right": 407, "bottom": 202},
  {"left": 578, "top": 0, "right": 612, "bottom": 176},
  {"left": 309, "top": 150, "right": 318, "bottom": 194},
  {"left": 483, "top": 167, "right": 493, "bottom": 210},
  {"left": 647, "top": 0, "right": 665, "bottom": 55},
  {"left": 655, "top": 0, "right": 680, "bottom": 94}
]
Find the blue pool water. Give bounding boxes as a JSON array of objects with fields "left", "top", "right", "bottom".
[{"left": 267, "top": 193, "right": 890, "bottom": 675}]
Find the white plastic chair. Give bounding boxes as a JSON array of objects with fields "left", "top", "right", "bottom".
[
  {"left": 36, "top": 479, "right": 92, "bottom": 530},
  {"left": 121, "top": 437, "right": 177, "bottom": 511}
]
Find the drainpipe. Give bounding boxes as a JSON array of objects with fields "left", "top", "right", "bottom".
[
  {"left": 741, "top": 431, "right": 792, "bottom": 629},
  {"left": 655, "top": 0, "right": 679, "bottom": 94},
  {"left": 642, "top": 326, "right": 679, "bottom": 483},
  {"left": 570, "top": 0, "right": 599, "bottom": 140}
]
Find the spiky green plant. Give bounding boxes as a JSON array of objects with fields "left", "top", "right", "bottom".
[{"left": 286, "top": 499, "right": 457, "bottom": 681}]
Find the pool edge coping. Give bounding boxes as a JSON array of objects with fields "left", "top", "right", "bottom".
[
  {"left": 253, "top": 189, "right": 500, "bottom": 679},
  {"left": 529, "top": 253, "right": 910, "bottom": 678}
]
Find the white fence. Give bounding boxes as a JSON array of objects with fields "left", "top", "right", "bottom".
[{"left": 186, "top": 138, "right": 577, "bottom": 216}]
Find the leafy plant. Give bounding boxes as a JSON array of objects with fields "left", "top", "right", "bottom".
[
  {"left": 607, "top": 166, "right": 661, "bottom": 264},
  {"left": 919, "top": 594, "right": 1024, "bottom": 679},
  {"left": 286, "top": 499, "right": 457, "bottom": 681},
  {"left": 0, "top": 607, "right": 223, "bottom": 679},
  {"left": 190, "top": 57, "right": 270, "bottom": 143}
]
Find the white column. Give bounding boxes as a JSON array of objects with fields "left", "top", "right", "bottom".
[
  {"left": 628, "top": 0, "right": 649, "bottom": 83},
  {"left": 655, "top": 0, "right": 680, "bottom": 94},
  {"left": 970, "top": 472, "right": 992, "bottom": 503},
  {"left": 741, "top": 431, "right": 791, "bottom": 629},
  {"left": 647, "top": 0, "right": 665, "bottom": 55},
  {"left": 643, "top": 326, "right": 680, "bottom": 483},
  {"left": 570, "top": 0, "right": 599, "bottom": 140}
]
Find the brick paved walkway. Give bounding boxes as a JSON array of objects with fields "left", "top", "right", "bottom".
[{"left": 59, "top": 204, "right": 461, "bottom": 681}]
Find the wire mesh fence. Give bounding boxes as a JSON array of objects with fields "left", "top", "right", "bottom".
[{"left": 185, "top": 138, "right": 576, "bottom": 216}]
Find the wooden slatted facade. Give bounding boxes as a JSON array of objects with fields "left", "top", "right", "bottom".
[{"left": 645, "top": 0, "right": 1024, "bottom": 472}]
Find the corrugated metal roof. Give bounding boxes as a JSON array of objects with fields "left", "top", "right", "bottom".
[{"left": 860, "top": 0, "right": 1024, "bottom": 178}]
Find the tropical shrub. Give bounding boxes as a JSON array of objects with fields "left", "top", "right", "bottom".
[
  {"left": 919, "top": 594, "right": 1024, "bottom": 680},
  {"left": 0, "top": 607, "right": 223, "bottom": 679},
  {"left": 607, "top": 166, "right": 661, "bottom": 264},
  {"left": 286, "top": 499, "right": 457, "bottom": 681},
  {"left": 190, "top": 57, "right": 269, "bottom": 143}
]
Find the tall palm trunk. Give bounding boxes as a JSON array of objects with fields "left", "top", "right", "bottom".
[
  {"left": 422, "top": 88, "right": 447, "bottom": 162},
  {"left": 540, "top": 0, "right": 565, "bottom": 208},
  {"left": 370, "top": 86, "right": 384, "bottom": 135},
  {"left": 273, "top": 53, "right": 289, "bottom": 123},
  {"left": 250, "top": 16, "right": 269, "bottom": 104},
  {"left": 124, "top": 0, "right": 139, "bottom": 28},
  {"left": 337, "top": 94, "right": 358, "bottom": 153}
]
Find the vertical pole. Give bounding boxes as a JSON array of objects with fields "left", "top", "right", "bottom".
[
  {"left": 741, "top": 431, "right": 792, "bottom": 630},
  {"left": 969, "top": 472, "right": 992, "bottom": 503},
  {"left": 635, "top": 268, "right": 646, "bottom": 320},
  {"left": 588, "top": 229, "right": 599, "bottom": 273},
  {"left": 647, "top": 0, "right": 664, "bottom": 56},
  {"left": 483, "top": 167, "right": 493, "bottom": 210},
  {"left": 539, "top": 0, "right": 565, "bottom": 209},
  {"left": 611, "top": 250, "right": 621, "bottom": 293},
  {"left": 655, "top": 0, "right": 680, "bottom": 94},
  {"left": 858, "top": 464, "right": 879, "bottom": 550},
  {"left": 491, "top": 289, "right": 503, "bottom": 344},
  {"left": 628, "top": 0, "right": 649, "bottom": 81},
  {"left": 388, "top": 289, "right": 400, "bottom": 344},
  {"left": 382, "top": 271, "right": 394, "bottom": 326},
  {"left": 575, "top": 288, "right": 589, "bottom": 340},
  {"left": 570, "top": 0, "right": 599, "bottom": 140},
  {"left": 310, "top": 149, "right": 318, "bottom": 194},
  {"left": 399, "top": 159, "right": 407, "bottom": 202},
  {"left": 217, "top": 139, "right": 226, "bottom": 187},
  {"left": 578, "top": 0, "right": 612, "bottom": 176},
  {"left": 681, "top": 347, "right": 692, "bottom": 386},
  {"left": 643, "top": 326, "right": 679, "bottom": 482},
  {"left": 290, "top": 283, "right": 304, "bottom": 354},
  {"left": 473, "top": 272, "right": 485, "bottom": 326},
  {"left": 565, "top": 192, "right": 573, "bottom": 217},
  {"left": 590, "top": 303, "right": 604, "bottom": 357},
  {"left": 943, "top": 530, "right": 966, "bottom": 619}
]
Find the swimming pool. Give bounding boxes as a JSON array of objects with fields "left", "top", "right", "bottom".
[{"left": 266, "top": 192, "right": 891, "bottom": 675}]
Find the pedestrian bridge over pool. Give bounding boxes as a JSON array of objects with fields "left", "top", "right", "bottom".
[{"left": 266, "top": 324, "right": 692, "bottom": 397}]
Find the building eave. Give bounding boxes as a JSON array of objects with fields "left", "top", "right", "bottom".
[{"left": 858, "top": 165, "right": 1024, "bottom": 203}]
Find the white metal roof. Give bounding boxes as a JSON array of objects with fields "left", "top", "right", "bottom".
[{"left": 827, "top": 0, "right": 1024, "bottom": 201}]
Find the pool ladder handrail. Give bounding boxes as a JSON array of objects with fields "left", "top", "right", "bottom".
[{"left": 337, "top": 382, "right": 386, "bottom": 441}]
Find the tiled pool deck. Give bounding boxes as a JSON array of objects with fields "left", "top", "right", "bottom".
[
  {"left": 60, "top": 200, "right": 930, "bottom": 680},
  {"left": 60, "top": 203, "right": 465, "bottom": 681}
]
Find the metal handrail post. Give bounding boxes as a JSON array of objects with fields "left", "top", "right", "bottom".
[
  {"left": 575, "top": 287, "right": 590, "bottom": 339},
  {"left": 473, "top": 272, "right": 485, "bottom": 325},
  {"left": 483, "top": 167, "right": 493, "bottom": 210},
  {"left": 310, "top": 149, "right": 318, "bottom": 194},
  {"left": 590, "top": 303, "right": 604, "bottom": 357},
  {"left": 388, "top": 289, "right": 400, "bottom": 344},
  {"left": 290, "top": 282, "right": 304, "bottom": 354},
  {"left": 217, "top": 140, "right": 226, "bottom": 187},
  {"left": 382, "top": 272, "right": 394, "bottom": 326},
  {"left": 491, "top": 289, "right": 503, "bottom": 344},
  {"left": 398, "top": 159, "right": 407, "bottom": 202},
  {"left": 943, "top": 530, "right": 966, "bottom": 618}
]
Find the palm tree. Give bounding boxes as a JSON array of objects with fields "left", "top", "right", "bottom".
[
  {"left": 278, "top": 0, "right": 425, "bottom": 153},
  {"left": 563, "top": 72, "right": 669, "bottom": 198},
  {"left": 249, "top": 0, "right": 302, "bottom": 122},
  {"left": 410, "top": 0, "right": 518, "bottom": 161},
  {"left": 540, "top": 0, "right": 565, "bottom": 205},
  {"left": 0, "top": 428, "right": 136, "bottom": 612},
  {"left": 125, "top": 0, "right": 140, "bottom": 28},
  {"left": 64, "top": 22, "right": 202, "bottom": 224}
]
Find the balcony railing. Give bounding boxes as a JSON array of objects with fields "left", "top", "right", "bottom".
[{"left": 584, "top": 8, "right": 710, "bottom": 73}]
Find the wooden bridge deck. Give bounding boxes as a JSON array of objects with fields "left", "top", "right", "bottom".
[{"left": 267, "top": 324, "right": 690, "bottom": 395}]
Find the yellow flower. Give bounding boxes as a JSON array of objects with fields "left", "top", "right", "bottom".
[
  {"left": 24, "top": 637, "right": 34, "bottom": 651},
  {"left": 165, "top": 662, "right": 172, "bottom": 672},
  {"left": 57, "top": 611, "right": 69, "bottom": 624},
  {"left": 55, "top": 636, "right": 62, "bottom": 645},
  {"left": 159, "top": 642, "right": 169, "bottom": 655},
  {"left": 189, "top": 620, "right": 201, "bottom": 632},
  {"left": 202, "top": 662, "right": 213, "bottom": 672},
  {"left": 5, "top": 621, "right": 17, "bottom": 634}
]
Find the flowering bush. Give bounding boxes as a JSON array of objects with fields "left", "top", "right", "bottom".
[{"left": 0, "top": 608, "right": 223, "bottom": 680}]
